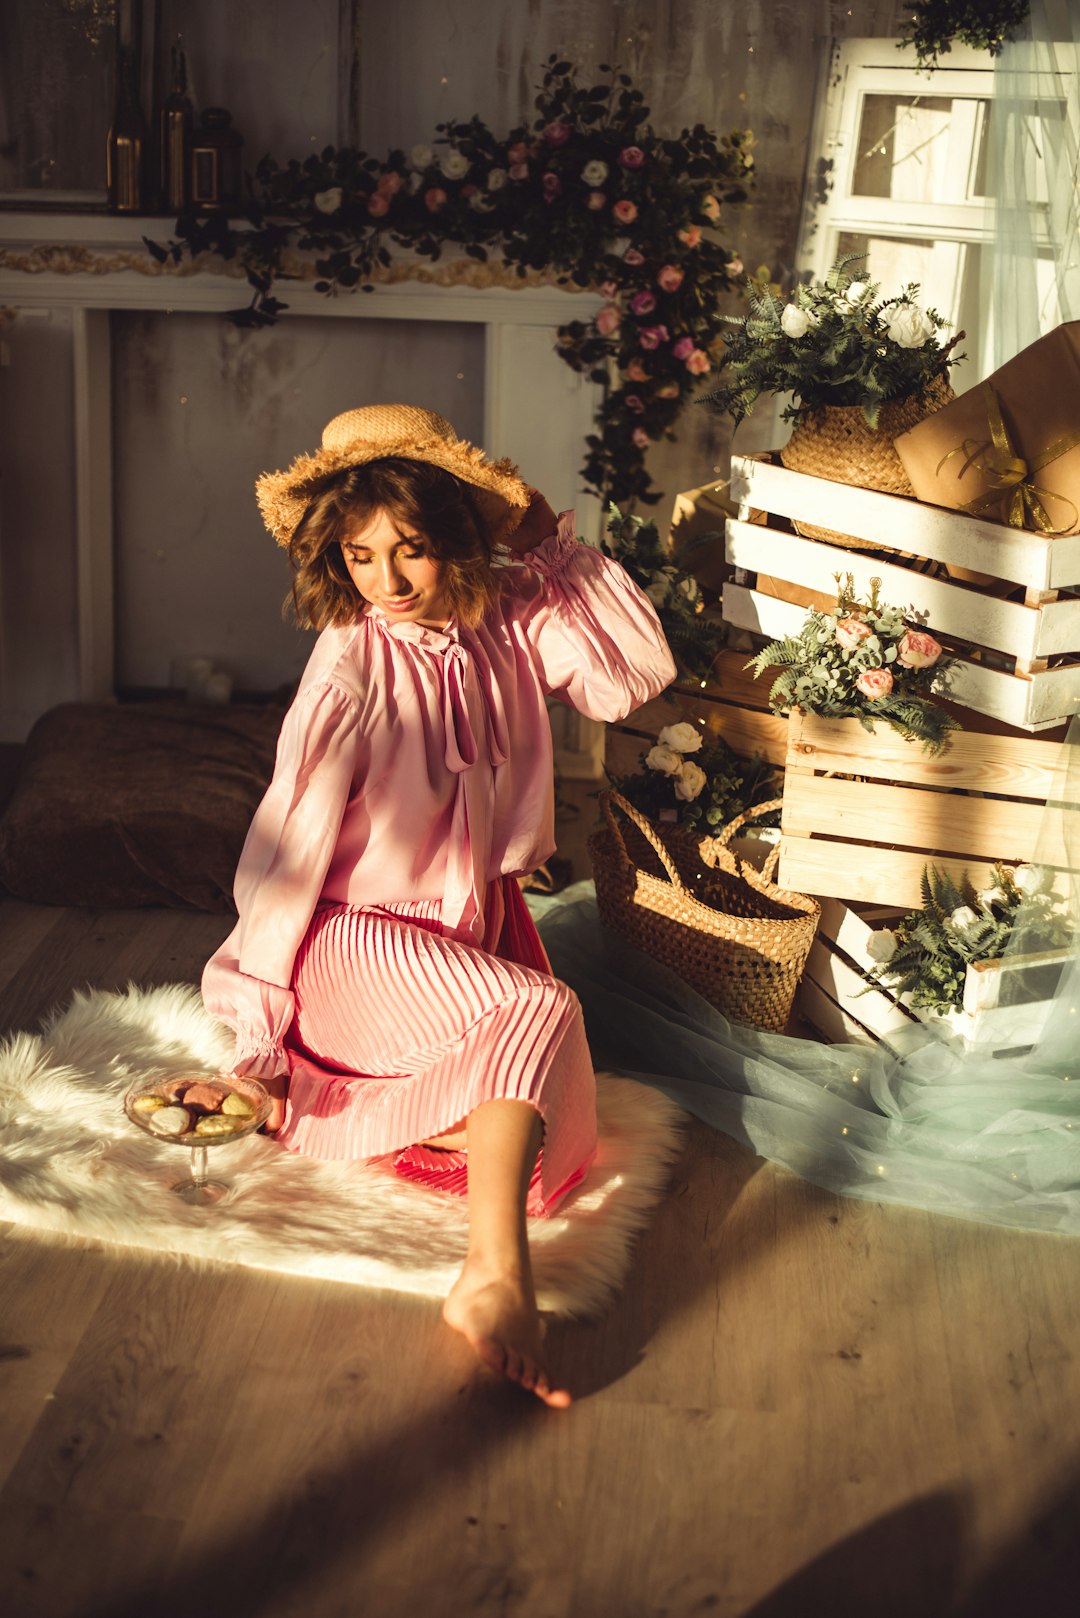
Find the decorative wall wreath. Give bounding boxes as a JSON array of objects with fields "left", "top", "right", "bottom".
[{"left": 149, "top": 59, "right": 754, "bottom": 508}]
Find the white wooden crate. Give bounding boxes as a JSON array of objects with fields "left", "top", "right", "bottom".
[
  {"left": 800, "top": 897, "right": 1075, "bottom": 1055},
  {"left": 724, "top": 454, "right": 1080, "bottom": 733}
]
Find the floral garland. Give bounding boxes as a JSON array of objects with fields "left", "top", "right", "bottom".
[
  {"left": 149, "top": 57, "right": 754, "bottom": 508},
  {"left": 747, "top": 574, "right": 959, "bottom": 754}
]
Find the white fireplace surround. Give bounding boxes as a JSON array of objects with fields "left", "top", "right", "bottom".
[{"left": 0, "top": 211, "right": 607, "bottom": 767}]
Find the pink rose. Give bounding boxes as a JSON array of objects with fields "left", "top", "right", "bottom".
[
  {"left": 685, "top": 349, "right": 710, "bottom": 375},
  {"left": 672, "top": 336, "right": 694, "bottom": 360},
  {"left": 678, "top": 225, "right": 702, "bottom": 248},
  {"left": 509, "top": 162, "right": 529, "bottom": 181},
  {"left": 543, "top": 171, "right": 562, "bottom": 200},
  {"left": 656, "top": 381, "right": 680, "bottom": 398},
  {"left": 587, "top": 190, "right": 607, "bottom": 210},
  {"left": 595, "top": 305, "right": 622, "bottom": 337},
  {"left": 657, "top": 264, "right": 684, "bottom": 292},
  {"left": 620, "top": 146, "right": 645, "bottom": 168},
  {"left": 625, "top": 394, "right": 645, "bottom": 414},
  {"left": 632, "top": 427, "right": 650, "bottom": 448},
  {"left": 727, "top": 255, "right": 743, "bottom": 276},
  {"left": 367, "top": 192, "right": 390, "bottom": 217},
  {"left": 544, "top": 120, "right": 571, "bottom": 146},
  {"left": 424, "top": 187, "right": 447, "bottom": 212},
  {"left": 897, "top": 630, "right": 942, "bottom": 669},
  {"left": 701, "top": 194, "right": 721, "bottom": 222},
  {"left": 613, "top": 199, "right": 638, "bottom": 225},
  {"left": 623, "top": 247, "right": 645, "bottom": 265},
  {"left": 507, "top": 141, "right": 530, "bottom": 163},
  {"left": 630, "top": 290, "right": 657, "bottom": 316},
  {"left": 835, "top": 616, "right": 873, "bottom": 650},
  {"left": 625, "top": 358, "right": 648, "bottom": 381},
  {"left": 639, "top": 325, "right": 669, "bottom": 350},
  {"left": 377, "top": 171, "right": 403, "bottom": 197},
  {"left": 856, "top": 668, "right": 894, "bottom": 701}
]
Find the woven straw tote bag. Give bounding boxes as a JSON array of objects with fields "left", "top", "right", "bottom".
[{"left": 588, "top": 792, "right": 821, "bottom": 1034}]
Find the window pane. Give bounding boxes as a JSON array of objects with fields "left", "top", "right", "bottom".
[{"left": 852, "top": 93, "right": 989, "bottom": 204}]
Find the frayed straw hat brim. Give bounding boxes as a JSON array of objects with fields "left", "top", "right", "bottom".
[{"left": 256, "top": 418, "right": 531, "bottom": 548}]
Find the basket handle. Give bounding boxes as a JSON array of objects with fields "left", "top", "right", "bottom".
[
  {"left": 710, "top": 796, "right": 785, "bottom": 882},
  {"left": 598, "top": 790, "right": 689, "bottom": 894}
]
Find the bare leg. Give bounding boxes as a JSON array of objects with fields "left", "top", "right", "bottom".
[{"left": 442, "top": 1098, "right": 570, "bottom": 1409}]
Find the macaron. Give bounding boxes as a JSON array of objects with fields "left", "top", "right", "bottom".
[
  {"left": 130, "top": 1093, "right": 168, "bottom": 1114},
  {"left": 194, "top": 1114, "right": 246, "bottom": 1137},
  {"left": 148, "top": 1105, "right": 192, "bottom": 1136},
  {"left": 221, "top": 1092, "right": 256, "bottom": 1118},
  {"left": 183, "top": 1082, "right": 229, "bottom": 1115}
]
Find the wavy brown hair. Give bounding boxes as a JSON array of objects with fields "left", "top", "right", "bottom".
[{"left": 285, "top": 459, "right": 500, "bottom": 630}]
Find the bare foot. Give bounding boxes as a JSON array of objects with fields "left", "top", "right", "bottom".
[
  {"left": 443, "top": 1261, "right": 571, "bottom": 1409},
  {"left": 261, "top": 1072, "right": 289, "bottom": 1134}
]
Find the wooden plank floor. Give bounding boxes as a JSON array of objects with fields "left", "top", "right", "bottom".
[{"left": 1, "top": 898, "right": 1079, "bottom": 1618}]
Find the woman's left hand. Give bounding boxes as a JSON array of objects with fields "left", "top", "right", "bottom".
[{"left": 503, "top": 487, "right": 557, "bottom": 556}]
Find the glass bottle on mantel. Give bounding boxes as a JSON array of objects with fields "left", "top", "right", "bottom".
[
  {"left": 160, "top": 43, "right": 193, "bottom": 214},
  {"left": 190, "top": 107, "right": 243, "bottom": 214},
  {"left": 107, "top": 43, "right": 149, "bottom": 213}
]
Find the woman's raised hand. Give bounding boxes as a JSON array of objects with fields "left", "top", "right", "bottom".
[{"left": 502, "top": 487, "right": 558, "bottom": 556}]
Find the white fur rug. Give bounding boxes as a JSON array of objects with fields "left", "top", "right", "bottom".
[{"left": 0, "top": 983, "right": 686, "bottom": 1319}]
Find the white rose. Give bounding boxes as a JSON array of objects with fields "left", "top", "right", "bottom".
[
  {"left": 658, "top": 721, "right": 704, "bottom": 754},
  {"left": 313, "top": 187, "right": 343, "bottom": 214},
  {"left": 948, "top": 905, "right": 981, "bottom": 938},
  {"left": 646, "top": 578, "right": 670, "bottom": 607},
  {"left": 674, "top": 759, "right": 708, "bottom": 802},
  {"left": 582, "top": 159, "right": 609, "bottom": 186},
  {"left": 976, "top": 886, "right": 1009, "bottom": 911},
  {"left": 408, "top": 171, "right": 425, "bottom": 194},
  {"left": 886, "top": 304, "right": 936, "bottom": 348},
  {"left": 781, "top": 303, "right": 810, "bottom": 339},
  {"left": 439, "top": 150, "right": 470, "bottom": 180},
  {"left": 409, "top": 144, "right": 435, "bottom": 170},
  {"left": 845, "top": 279, "right": 871, "bottom": 304},
  {"left": 487, "top": 167, "right": 508, "bottom": 191},
  {"left": 645, "top": 744, "right": 682, "bottom": 775},
  {"left": 468, "top": 191, "right": 494, "bottom": 211},
  {"left": 866, "top": 929, "right": 898, "bottom": 964},
  {"left": 1014, "top": 864, "right": 1054, "bottom": 896}
]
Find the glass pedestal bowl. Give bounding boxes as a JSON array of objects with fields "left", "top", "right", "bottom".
[{"left": 124, "top": 1074, "right": 271, "bottom": 1206}]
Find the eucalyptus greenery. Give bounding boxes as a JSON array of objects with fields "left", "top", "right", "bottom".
[
  {"left": 147, "top": 57, "right": 753, "bottom": 509},
  {"left": 864, "top": 862, "right": 1069, "bottom": 1014},
  {"left": 899, "top": 1, "right": 1031, "bottom": 71},
  {"left": 747, "top": 574, "right": 959, "bottom": 754},
  {"left": 601, "top": 506, "right": 724, "bottom": 681},
  {"left": 702, "top": 255, "right": 960, "bottom": 430}
]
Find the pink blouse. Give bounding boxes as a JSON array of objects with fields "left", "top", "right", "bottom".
[{"left": 202, "top": 513, "right": 677, "bottom": 1079}]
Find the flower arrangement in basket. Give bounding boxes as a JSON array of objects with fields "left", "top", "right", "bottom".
[
  {"left": 703, "top": 254, "right": 959, "bottom": 432},
  {"left": 601, "top": 507, "right": 724, "bottom": 682},
  {"left": 864, "top": 862, "right": 1070, "bottom": 1014},
  {"left": 606, "top": 718, "right": 780, "bottom": 835},
  {"left": 748, "top": 573, "right": 959, "bottom": 754}
]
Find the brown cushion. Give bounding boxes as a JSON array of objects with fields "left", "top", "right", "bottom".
[{"left": 0, "top": 701, "right": 286, "bottom": 911}]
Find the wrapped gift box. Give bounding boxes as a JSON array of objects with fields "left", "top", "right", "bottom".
[{"left": 894, "top": 322, "right": 1080, "bottom": 537}]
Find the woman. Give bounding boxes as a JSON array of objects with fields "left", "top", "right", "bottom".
[{"left": 203, "top": 403, "right": 676, "bottom": 1405}]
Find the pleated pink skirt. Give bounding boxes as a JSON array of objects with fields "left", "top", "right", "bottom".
[{"left": 276, "top": 877, "right": 597, "bottom": 1215}]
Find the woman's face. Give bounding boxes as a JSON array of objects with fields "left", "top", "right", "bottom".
[{"left": 340, "top": 506, "right": 450, "bottom": 627}]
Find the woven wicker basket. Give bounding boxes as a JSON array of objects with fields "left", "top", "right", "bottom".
[
  {"left": 780, "top": 375, "right": 954, "bottom": 551},
  {"left": 588, "top": 792, "right": 821, "bottom": 1034}
]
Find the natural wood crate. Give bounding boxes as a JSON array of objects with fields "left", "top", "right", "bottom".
[
  {"left": 724, "top": 453, "right": 1080, "bottom": 732},
  {"left": 800, "top": 896, "right": 1075, "bottom": 1054},
  {"left": 605, "top": 649, "right": 788, "bottom": 782},
  {"left": 779, "top": 710, "right": 1067, "bottom": 907}
]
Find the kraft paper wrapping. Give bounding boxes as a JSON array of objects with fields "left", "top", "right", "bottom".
[{"left": 894, "top": 322, "right": 1080, "bottom": 537}]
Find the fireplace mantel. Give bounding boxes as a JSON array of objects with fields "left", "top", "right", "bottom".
[{"left": 0, "top": 209, "right": 605, "bottom": 750}]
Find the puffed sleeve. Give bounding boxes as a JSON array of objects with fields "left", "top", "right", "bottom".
[
  {"left": 508, "top": 510, "right": 677, "bottom": 720},
  {"left": 201, "top": 678, "right": 363, "bottom": 1080}
]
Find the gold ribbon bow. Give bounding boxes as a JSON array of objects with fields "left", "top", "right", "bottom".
[{"left": 935, "top": 380, "right": 1080, "bottom": 535}]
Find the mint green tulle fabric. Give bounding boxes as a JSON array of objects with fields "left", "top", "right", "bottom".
[{"left": 531, "top": 716, "right": 1080, "bottom": 1236}]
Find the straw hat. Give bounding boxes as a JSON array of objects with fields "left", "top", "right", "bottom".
[{"left": 255, "top": 403, "right": 531, "bottom": 547}]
